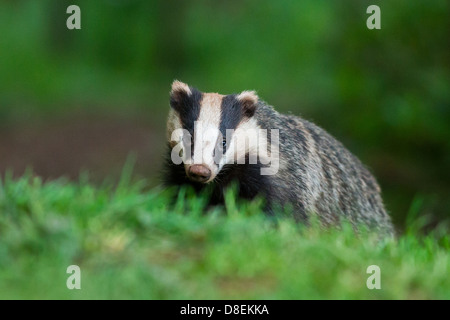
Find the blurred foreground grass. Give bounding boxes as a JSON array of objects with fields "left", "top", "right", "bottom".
[{"left": 0, "top": 172, "right": 449, "bottom": 300}]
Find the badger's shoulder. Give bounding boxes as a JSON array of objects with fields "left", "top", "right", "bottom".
[{"left": 254, "top": 102, "right": 382, "bottom": 197}]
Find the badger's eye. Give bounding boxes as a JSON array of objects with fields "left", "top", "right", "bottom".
[{"left": 222, "top": 138, "right": 227, "bottom": 149}]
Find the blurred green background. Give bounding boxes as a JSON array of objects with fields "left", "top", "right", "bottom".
[{"left": 0, "top": 0, "right": 449, "bottom": 230}]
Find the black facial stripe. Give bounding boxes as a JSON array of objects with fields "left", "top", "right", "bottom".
[
  {"left": 172, "top": 87, "right": 203, "bottom": 134},
  {"left": 220, "top": 94, "right": 242, "bottom": 151}
]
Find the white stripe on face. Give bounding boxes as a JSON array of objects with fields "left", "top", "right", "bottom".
[{"left": 188, "top": 93, "right": 224, "bottom": 180}]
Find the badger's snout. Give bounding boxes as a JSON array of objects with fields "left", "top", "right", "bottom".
[{"left": 187, "top": 165, "right": 211, "bottom": 183}]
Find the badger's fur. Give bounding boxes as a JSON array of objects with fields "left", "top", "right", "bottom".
[{"left": 164, "top": 80, "right": 394, "bottom": 235}]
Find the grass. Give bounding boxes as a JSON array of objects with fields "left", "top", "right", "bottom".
[{"left": 0, "top": 172, "right": 449, "bottom": 300}]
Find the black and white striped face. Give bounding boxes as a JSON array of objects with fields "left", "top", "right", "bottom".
[{"left": 167, "top": 80, "right": 261, "bottom": 183}]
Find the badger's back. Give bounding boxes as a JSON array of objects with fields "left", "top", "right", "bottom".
[{"left": 254, "top": 103, "right": 393, "bottom": 234}]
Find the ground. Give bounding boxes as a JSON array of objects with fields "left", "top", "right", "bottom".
[{"left": 0, "top": 111, "right": 165, "bottom": 182}]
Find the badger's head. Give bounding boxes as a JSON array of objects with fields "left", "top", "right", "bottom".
[{"left": 167, "top": 80, "right": 261, "bottom": 184}]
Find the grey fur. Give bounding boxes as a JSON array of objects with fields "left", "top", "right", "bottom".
[{"left": 255, "top": 101, "right": 394, "bottom": 236}]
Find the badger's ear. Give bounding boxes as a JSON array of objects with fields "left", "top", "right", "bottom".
[
  {"left": 237, "top": 90, "right": 258, "bottom": 117},
  {"left": 170, "top": 80, "right": 192, "bottom": 111}
]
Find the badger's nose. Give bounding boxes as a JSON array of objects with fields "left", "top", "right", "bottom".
[{"left": 188, "top": 165, "right": 211, "bottom": 183}]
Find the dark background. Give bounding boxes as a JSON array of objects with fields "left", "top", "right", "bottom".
[{"left": 0, "top": 0, "right": 449, "bottom": 230}]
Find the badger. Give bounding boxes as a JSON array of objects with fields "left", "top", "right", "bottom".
[{"left": 164, "top": 80, "right": 394, "bottom": 235}]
